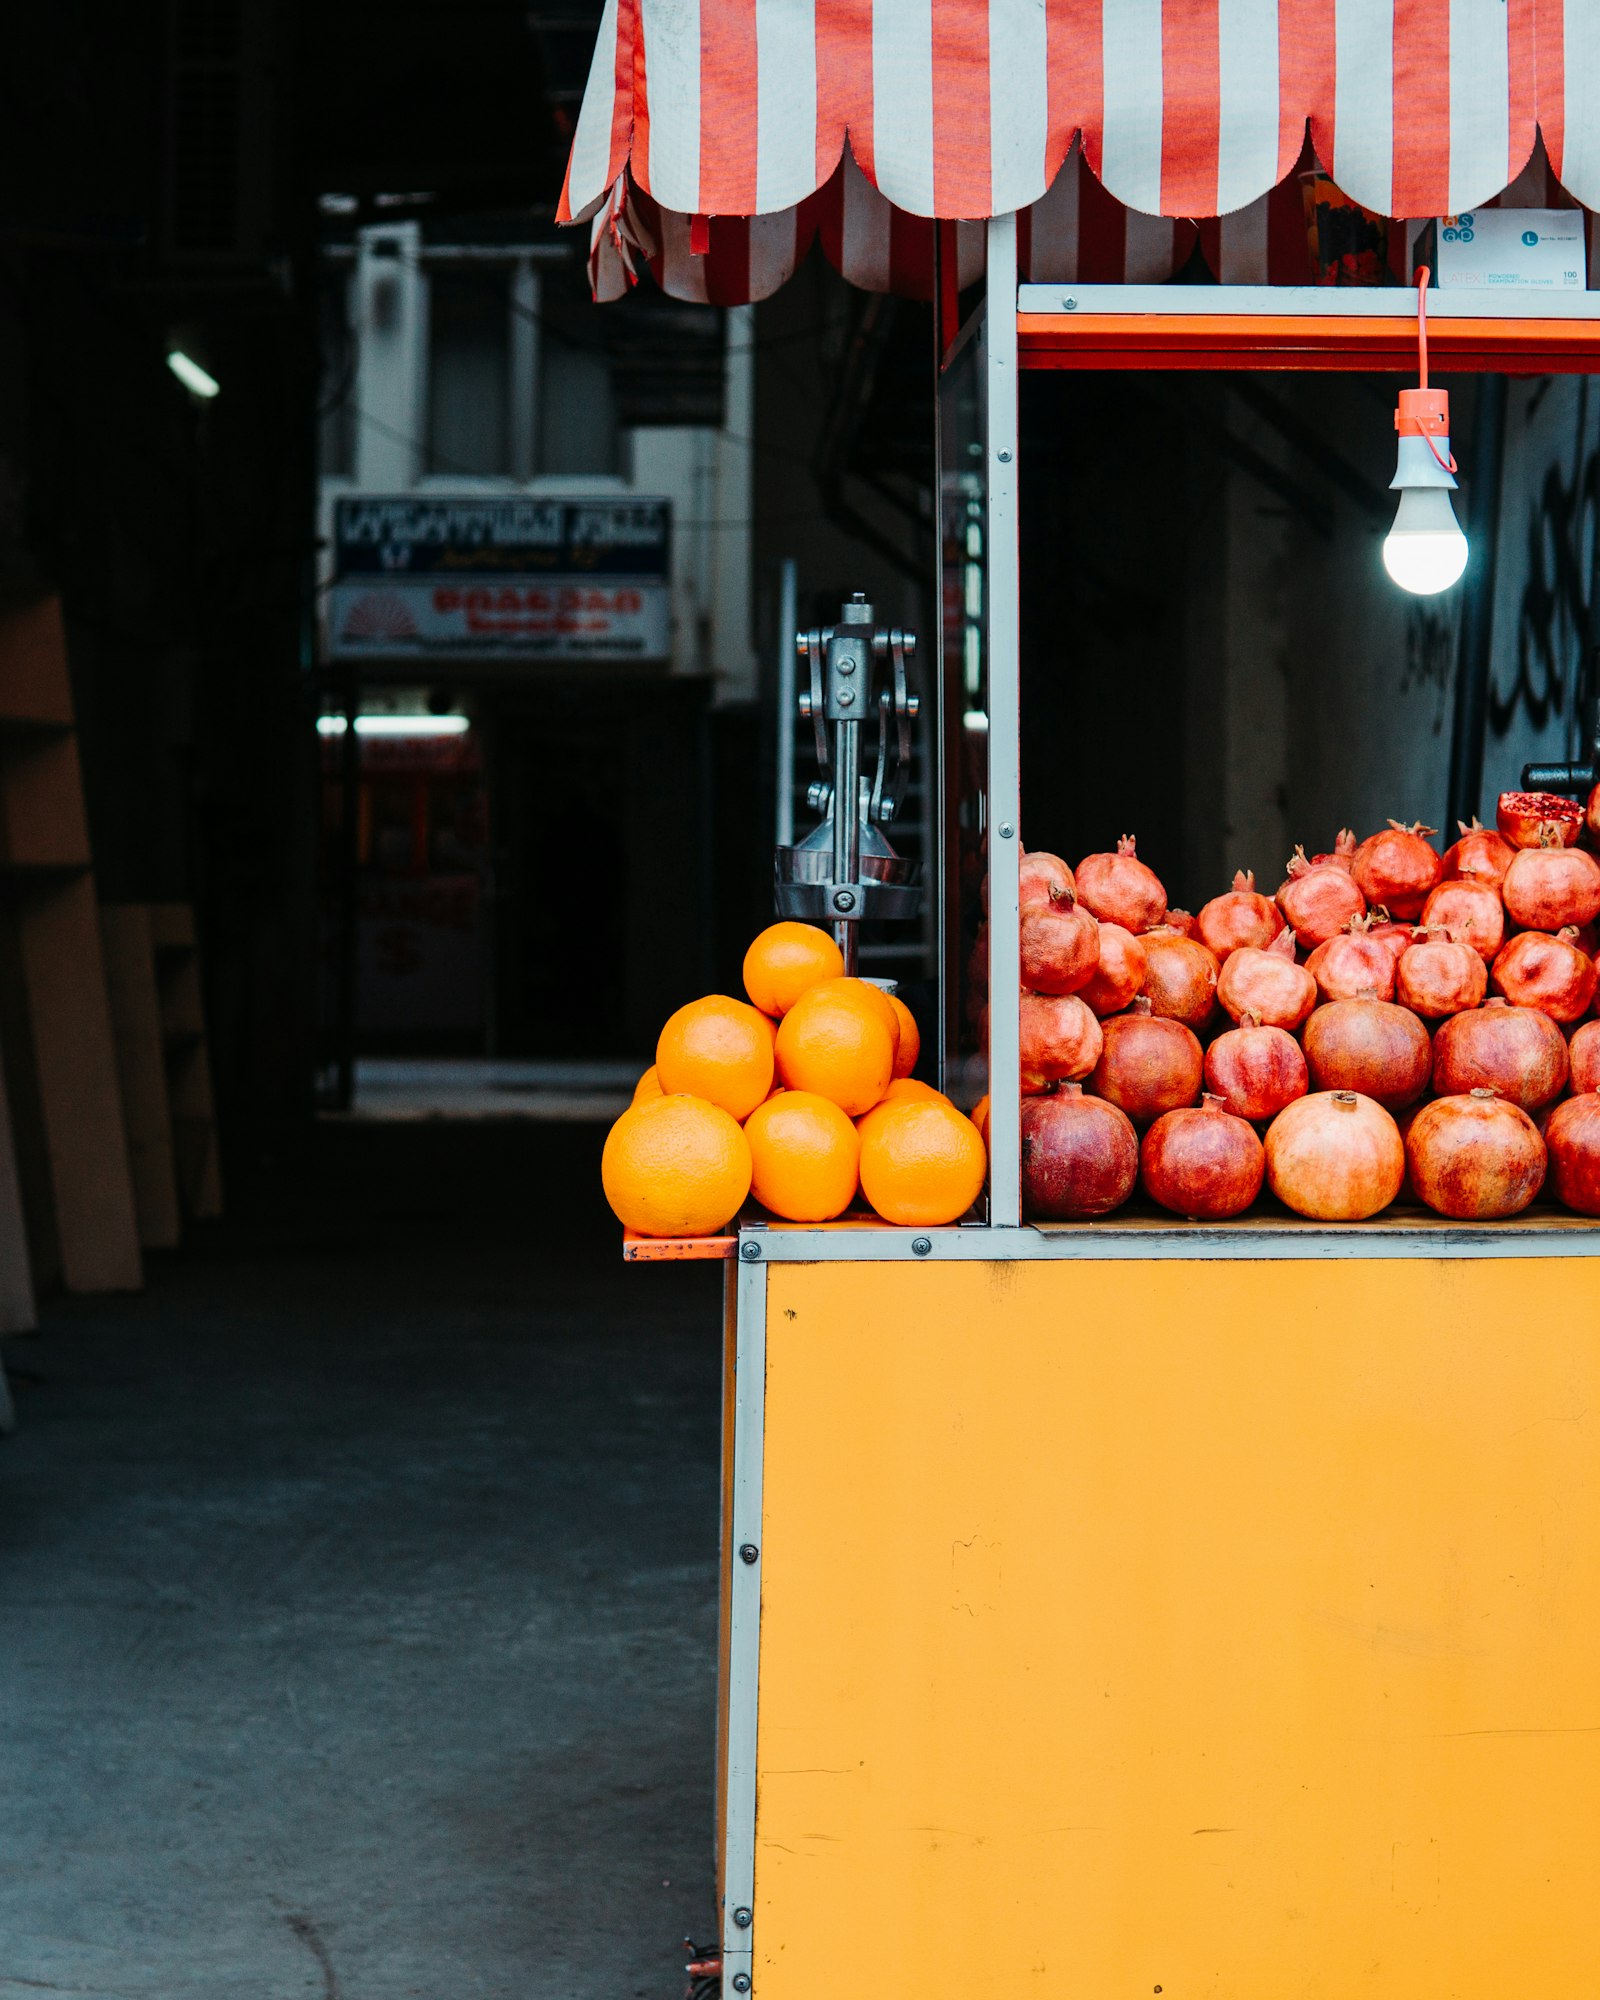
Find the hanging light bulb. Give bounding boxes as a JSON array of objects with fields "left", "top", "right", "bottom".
[{"left": 1383, "top": 267, "right": 1468, "bottom": 596}]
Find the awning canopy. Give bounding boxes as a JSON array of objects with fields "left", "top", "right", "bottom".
[{"left": 560, "top": 1, "right": 1600, "bottom": 304}]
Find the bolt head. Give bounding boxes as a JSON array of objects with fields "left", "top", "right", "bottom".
[
  {"left": 1063, "top": 295, "right": 1078, "bottom": 310},
  {"left": 833, "top": 890, "right": 856, "bottom": 913},
  {"left": 739, "top": 1240, "right": 761, "bottom": 1262},
  {"left": 738, "top": 1542, "right": 759, "bottom": 1565},
  {"left": 996, "top": 449, "right": 1012, "bottom": 463},
  {"left": 733, "top": 1906, "right": 753, "bottom": 1928},
  {"left": 911, "top": 1236, "right": 933, "bottom": 1257},
  {"left": 998, "top": 823, "right": 1015, "bottom": 839},
  {"left": 837, "top": 688, "right": 855, "bottom": 706},
  {"left": 732, "top": 1976, "right": 752, "bottom": 1994}
]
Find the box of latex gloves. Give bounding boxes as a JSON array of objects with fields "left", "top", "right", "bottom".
[{"left": 1414, "top": 209, "right": 1586, "bottom": 288}]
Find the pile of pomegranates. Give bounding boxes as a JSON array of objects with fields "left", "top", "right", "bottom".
[{"left": 1010, "top": 792, "right": 1600, "bottom": 1225}]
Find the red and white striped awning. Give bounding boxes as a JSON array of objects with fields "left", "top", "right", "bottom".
[{"left": 561, "top": 1, "right": 1600, "bottom": 303}]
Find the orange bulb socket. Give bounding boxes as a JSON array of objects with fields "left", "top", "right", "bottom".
[{"left": 1395, "top": 387, "right": 1450, "bottom": 436}]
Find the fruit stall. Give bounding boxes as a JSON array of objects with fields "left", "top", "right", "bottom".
[{"left": 570, "top": 6, "right": 1600, "bottom": 1994}]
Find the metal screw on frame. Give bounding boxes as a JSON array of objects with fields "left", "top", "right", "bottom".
[
  {"left": 740, "top": 1240, "right": 762, "bottom": 1262},
  {"left": 732, "top": 1976, "right": 752, "bottom": 1993},
  {"left": 733, "top": 1907, "right": 753, "bottom": 1928},
  {"left": 911, "top": 1236, "right": 933, "bottom": 1257},
  {"left": 738, "top": 1542, "right": 759, "bottom": 1564}
]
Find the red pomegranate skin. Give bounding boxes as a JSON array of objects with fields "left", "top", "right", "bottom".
[
  {"left": 1264, "top": 1090, "right": 1405, "bottom": 1220},
  {"left": 1074, "top": 835, "right": 1167, "bottom": 935},
  {"left": 1139, "top": 930, "right": 1219, "bottom": 1031},
  {"left": 1490, "top": 930, "right": 1598, "bottom": 1023},
  {"left": 1420, "top": 879, "right": 1504, "bottom": 962},
  {"left": 1020, "top": 904, "right": 1100, "bottom": 996},
  {"left": 1021, "top": 1087, "right": 1139, "bottom": 1219},
  {"left": 1497, "top": 791, "right": 1584, "bottom": 850},
  {"left": 1087, "top": 1004, "right": 1203, "bottom": 1125},
  {"left": 1546, "top": 1092, "right": 1600, "bottom": 1215},
  {"left": 1570, "top": 1019, "right": 1600, "bottom": 1094},
  {"left": 1306, "top": 930, "right": 1397, "bottom": 1003},
  {"left": 1196, "top": 870, "right": 1283, "bottom": 957},
  {"left": 1589, "top": 780, "right": 1600, "bottom": 847},
  {"left": 1443, "top": 818, "right": 1514, "bottom": 890},
  {"left": 1203, "top": 1019, "right": 1308, "bottom": 1123},
  {"left": 1364, "top": 915, "right": 1417, "bottom": 965},
  {"left": 1078, "top": 922, "right": 1146, "bottom": 1018},
  {"left": 1310, "top": 830, "right": 1358, "bottom": 872},
  {"left": 1394, "top": 1097, "right": 1430, "bottom": 1203},
  {"left": 1141, "top": 1099, "right": 1265, "bottom": 1219},
  {"left": 1276, "top": 848, "right": 1368, "bottom": 947},
  {"left": 1431, "top": 1000, "right": 1569, "bottom": 1112},
  {"left": 1395, "top": 935, "right": 1488, "bottom": 1018},
  {"left": 1502, "top": 843, "right": 1600, "bottom": 931},
  {"left": 1164, "top": 908, "right": 1198, "bottom": 939},
  {"left": 1217, "top": 930, "right": 1318, "bottom": 1031},
  {"left": 1018, "top": 849, "right": 1075, "bottom": 912},
  {"left": 1405, "top": 1092, "right": 1547, "bottom": 1219},
  {"left": 1302, "top": 998, "right": 1432, "bottom": 1111},
  {"left": 1020, "top": 992, "right": 1104, "bottom": 1092},
  {"left": 1350, "top": 821, "right": 1443, "bottom": 922}
]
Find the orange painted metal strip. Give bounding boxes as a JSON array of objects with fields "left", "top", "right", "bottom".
[
  {"left": 622, "top": 1229, "right": 738, "bottom": 1262},
  {"left": 1017, "top": 313, "right": 1600, "bottom": 375}
]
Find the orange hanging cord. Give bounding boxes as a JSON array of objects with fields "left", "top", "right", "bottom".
[{"left": 1396, "top": 266, "right": 1458, "bottom": 474}]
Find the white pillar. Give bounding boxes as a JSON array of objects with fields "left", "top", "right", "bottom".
[{"left": 353, "top": 221, "right": 428, "bottom": 489}]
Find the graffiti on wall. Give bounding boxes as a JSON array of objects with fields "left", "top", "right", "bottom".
[{"left": 1492, "top": 378, "right": 1600, "bottom": 753}]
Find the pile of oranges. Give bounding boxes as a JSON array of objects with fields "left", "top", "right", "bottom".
[{"left": 602, "top": 922, "right": 989, "bottom": 1237}]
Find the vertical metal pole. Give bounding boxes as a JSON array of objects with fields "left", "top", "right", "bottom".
[
  {"left": 1446, "top": 373, "right": 1507, "bottom": 831},
  {"left": 775, "top": 558, "right": 798, "bottom": 850},
  {"left": 335, "top": 672, "right": 360, "bottom": 1112},
  {"left": 508, "top": 259, "right": 542, "bottom": 483},
  {"left": 832, "top": 716, "right": 861, "bottom": 973},
  {"left": 984, "top": 215, "right": 1022, "bottom": 1228}
]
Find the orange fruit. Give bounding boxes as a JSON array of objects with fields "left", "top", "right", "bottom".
[
  {"left": 775, "top": 978, "right": 897, "bottom": 1118},
  {"left": 744, "top": 1091, "right": 860, "bottom": 1222},
  {"left": 656, "top": 995, "right": 775, "bottom": 1120},
  {"left": 602, "top": 1095, "right": 752, "bottom": 1237},
  {"left": 855, "top": 979, "right": 902, "bottom": 1057},
  {"left": 742, "top": 922, "right": 845, "bottom": 1017},
  {"left": 632, "top": 1065, "right": 663, "bottom": 1105},
  {"left": 971, "top": 1094, "right": 991, "bottom": 1147},
  {"left": 858, "top": 1099, "right": 987, "bottom": 1226},
  {"left": 855, "top": 1078, "right": 949, "bottom": 1146},
  {"left": 887, "top": 993, "right": 921, "bottom": 1079}
]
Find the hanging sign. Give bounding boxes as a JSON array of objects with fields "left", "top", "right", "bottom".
[{"left": 328, "top": 495, "right": 672, "bottom": 661}]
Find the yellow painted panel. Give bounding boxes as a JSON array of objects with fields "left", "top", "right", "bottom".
[{"left": 755, "top": 1258, "right": 1600, "bottom": 1998}]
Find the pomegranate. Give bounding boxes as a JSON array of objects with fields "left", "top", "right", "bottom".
[
  {"left": 1431, "top": 998, "right": 1569, "bottom": 1111},
  {"left": 1302, "top": 996, "right": 1431, "bottom": 1111},
  {"left": 1020, "top": 992, "right": 1104, "bottom": 1092},
  {"left": 1362, "top": 910, "right": 1417, "bottom": 965},
  {"left": 1217, "top": 927, "right": 1318, "bottom": 1031},
  {"left": 1140, "top": 1095, "right": 1265, "bottom": 1220},
  {"left": 1350, "top": 820, "right": 1443, "bottom": 921},
  {"left": 1569, "top": 1018, "right": 1600, "bottom": 1094},
  {"left": 1545, "top": 1092, "right": 1600, "bottom": 1215},
  {"left": 1443, "top": 816, "right": 1514, "bottom": 889},
  {"left": 1501, "top": 831, "right": 1600, "bottom": 931},
  {"left": 1018, "top": 849, "right": 1075, "bottom": 912},
  {"left": 1490, "top": 927, "right": 1598, "bottom": 1022},
  {"left": 1306, "top": 928, "right": 1397, "bottom": 1003},
  {"left": 1020, "top": 1085, "right": 1139, "bottom": 1219},
  {"left": 1074, "top": 835, "right": 1167, "bottom": 934},
  {"left": 1196, "top": 869, "right": 1283, "bottom": 957},
  {"left": 1203, "top": 1014, "right": 1309, "bottom": 1123},
  {"left": 1164, "top": 908, "right": 1198, "bottom": 939},
  {"left": 1497, "top": 790, "right": 1584, "bottom": 850},
  {"left": 1394, "top": 930, "right": 1488, "bottom": 1018},
  {"left": 1264, "top": 1090, "right": 1405, "bottom": 1220},
  {"left": 1419, "top": 878, "right": 1504, "bottom": 962},
  {"left": 1019, "top": 903, "right": 1100, "bottom": 996},
  {"left": 1589, "top": 779, "right": 1600, "bottom": 848},
  {"left": 1087, "top": 996, "right": 1203, "bottom": 1125},
  {"left": 1078, "top": 922, "right": 1147, "bottom": 1018},
  {"left": 1394, "top": 1097, "right": 1429, "bottom": 1203},
  {"left": 1139, "top": 928, "right": 1219, "bottom": 1031},
  {"left": 1276, "top": 846, "right": 1367, "bottom": 947},
  {"left": 1404, "top": 1090, "right": 1547, "bottom": 1220},
  {"left": 1311, "top": 829, "right": 1359, "bottom": 871}
]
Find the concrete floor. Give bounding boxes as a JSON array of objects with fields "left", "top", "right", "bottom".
[{"left": 0, "top": 1121, "right": 724, "bottom": 1999}]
